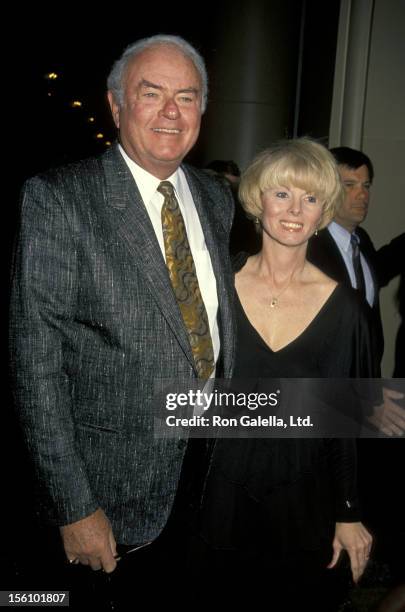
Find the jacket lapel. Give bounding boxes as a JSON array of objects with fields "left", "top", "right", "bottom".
[
  {"left": 100, "top": 146, "right": 235, "bottom": 377},
  {"left": 183, "top": 166, "right": 236, "bottom": 377},
  {"left": 101, "top": 146, "right": 195, "bottom": 368}
]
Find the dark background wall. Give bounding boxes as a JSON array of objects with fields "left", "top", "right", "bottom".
[{"left": 12, "top": 0, "right": 340, "bottom": 184}]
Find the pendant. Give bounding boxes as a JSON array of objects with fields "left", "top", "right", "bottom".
[{"left": 270, "top": 298, "right": 278, "bottom": 308}]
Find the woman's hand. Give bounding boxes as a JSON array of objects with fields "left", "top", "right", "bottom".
[{"left": 327, "top": 522, "right": 372, "bottom": 583}]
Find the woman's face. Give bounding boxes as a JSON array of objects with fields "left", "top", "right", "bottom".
[{"left": 260, "top": 185, "right": 324, "bottom": 247}]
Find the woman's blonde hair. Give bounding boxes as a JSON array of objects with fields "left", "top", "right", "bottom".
[{"left": 239, "top": 138, "right": 344, "bottom": 230}]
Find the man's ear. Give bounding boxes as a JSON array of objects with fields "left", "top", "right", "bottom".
[{"left": 107, "top": 91, "right": 120, "bottom": 129}]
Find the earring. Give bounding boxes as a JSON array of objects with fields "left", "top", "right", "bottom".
[
  {"left": 254, "top": 217, "right": 260, "bottom": 225},
  {"left": 314, "top": 229, "right": 318, "bottom": 236}
]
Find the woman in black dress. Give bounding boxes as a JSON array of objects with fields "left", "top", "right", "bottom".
[{"left": 192, "top": 139, "right": 376, "bottom": 609}]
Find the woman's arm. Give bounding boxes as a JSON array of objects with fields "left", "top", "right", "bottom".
[{"left": 327, "top": 439, "right": 372, "bottom": 583}]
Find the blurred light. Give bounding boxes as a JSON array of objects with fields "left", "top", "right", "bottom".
[
  {"left": 48, "top": 92, "right": 52, "bottom": 97},
  {"left": 96, "top": 133, "right": 104, "bottom": 139},
  {"left": 105, "top": 141, "right": 112, "bottom": 147},
  {"left": 71, "top": 100, "right": 83, "bottom": 108},
  {"left": 88, "top": 117, "right": 95, "bottom": 123},
  {"left": 45, "top": 72, "right": 59, "bottom": 80}
]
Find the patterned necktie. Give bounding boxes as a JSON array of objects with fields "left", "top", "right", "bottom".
[
  {"left": 158, "top": 181, "right": 215, "bottom": 379},
  {"left": 350, "top": 233, "right": 366, "bottom": 298}
]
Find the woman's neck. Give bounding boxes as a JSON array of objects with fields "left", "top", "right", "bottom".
[{"left": 253, "top": 240, "right": 308, "bottom": 286}]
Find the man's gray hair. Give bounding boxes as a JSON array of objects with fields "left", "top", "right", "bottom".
[{"left": 107, "top": 34, "right": 208, "bottom": 113}]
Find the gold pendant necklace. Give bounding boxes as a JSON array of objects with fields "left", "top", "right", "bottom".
[
  {"left": 268, "top": 271, "right": 297, "bottom": 308},
  {"left": 269, "top": 288, "right": 289, "bottom": 308}
]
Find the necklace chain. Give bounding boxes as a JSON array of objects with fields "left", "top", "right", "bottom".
[{"left": 268, "top": 271, "right": 297, "bottom": 308}]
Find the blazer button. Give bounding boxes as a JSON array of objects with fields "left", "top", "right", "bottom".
[{"left": 177, "top": 439, "right": 187, "bottom": 450}]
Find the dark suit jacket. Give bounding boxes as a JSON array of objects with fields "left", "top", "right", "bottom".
[
  {"left": 307, "top": 226, "right": 384, "bottom": 362},
  {"left": 375, "top": 233, "right": 405, "bottom": 375},
  {"left": 375, "top": 232, "right": 405, "bottom": 288},
  {"left": 9, "top": 144, "right": 236, "bottom": 544}
]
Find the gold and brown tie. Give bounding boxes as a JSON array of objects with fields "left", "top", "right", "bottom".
[{"left": 158, "top": 181, "right": 215, "bottom": 379}]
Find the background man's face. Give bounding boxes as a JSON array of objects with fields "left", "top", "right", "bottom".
[
  {"left": 108, "top": 45, "right": 202, "bottom": 179},
  {"left": 334, "top": 164, "right": 371, "bottom": 232}
]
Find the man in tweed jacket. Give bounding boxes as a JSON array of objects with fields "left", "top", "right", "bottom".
[{"left": 10, "top": 35, "right": 235, "bottom": 574}]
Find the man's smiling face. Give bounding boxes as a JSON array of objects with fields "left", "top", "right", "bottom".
[{"left": 108, "top": 44, "right": 202, "bottom": 179}]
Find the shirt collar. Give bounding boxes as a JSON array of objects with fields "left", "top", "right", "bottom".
[
  {"left": 118, "top": 144, "right": 180, "bottom": 203},
  {"left": 328, "top": 221, "right": 358, "bottom": 253}
]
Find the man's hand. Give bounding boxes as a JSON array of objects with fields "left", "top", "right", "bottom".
[
  {"left": 60, "top": 508, "right": 117, "bottom": 572},
  {"left": 368, "top": 387, "right": 405, "bottom": 436},
  {"left": 327, "top": 522, "right": 372, "bottom": 584}
]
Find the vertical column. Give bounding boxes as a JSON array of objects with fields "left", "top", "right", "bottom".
[
  {"left": 329, "top": 0, "right": 375, "bottom": 148},
  {"left": 198, "top": 0, "right": 301, "bottom": 169}
]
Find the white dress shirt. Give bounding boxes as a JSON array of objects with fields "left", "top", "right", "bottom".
[
  {"left": 118, "top": 145, "right": 220, "bottom": 369},
  {"left": 327, "top": 221, "right": 375, "bottom": 307}
]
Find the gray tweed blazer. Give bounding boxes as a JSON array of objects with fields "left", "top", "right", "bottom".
[{"left": 9, "top": 144, "right": 236, "bottom": 544}]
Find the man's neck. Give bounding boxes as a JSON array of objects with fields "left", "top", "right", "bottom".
[{"left": 333, "top": 219, "right": 357, "bottom": 234}]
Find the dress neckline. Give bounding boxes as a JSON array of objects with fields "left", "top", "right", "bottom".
[{"left": 236, "top": 284, "right": 340, "bottom": 354}]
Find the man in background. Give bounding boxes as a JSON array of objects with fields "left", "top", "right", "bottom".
[
  {"left": 205, "top": 159, "right": 260, "bottom": 255},
  {"left": 307, "top": 146, "right": 383, "bottom": 362},
  {"left": 308, "top": 146, "right": 405, "bottom": 587}
]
